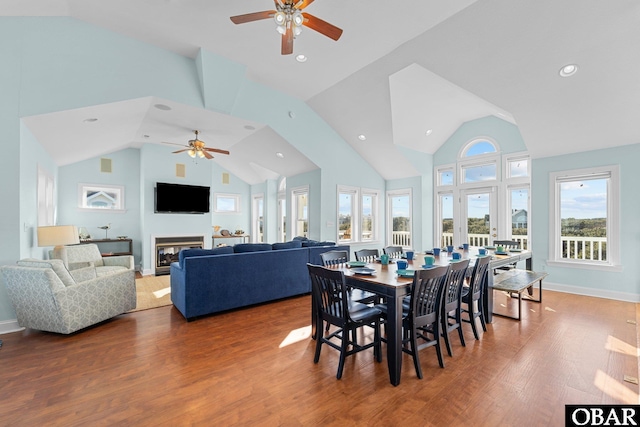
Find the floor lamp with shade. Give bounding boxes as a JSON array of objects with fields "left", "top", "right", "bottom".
[{"left": 37, "top": 225, "right": 80, "bottom": 258}]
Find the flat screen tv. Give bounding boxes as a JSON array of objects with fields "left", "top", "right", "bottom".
[{"left": 155, "top": 182, "right": 210, "bottom": 214}]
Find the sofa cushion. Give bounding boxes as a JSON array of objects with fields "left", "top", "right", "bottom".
[
  {"left": 17, "top": 258, "right": 76, "bottom": 287},
  {"left": 233, "top": 243, "right": 273, "bottom": 253},
  {"left": 272, "top": 240, "right": 303, "bottom": 250},
  {"left": 302, "top": 240, "right": 335, "bottom": 247},
  {"left": 179, "top": 247, "right": 234, "bottom": 267}
]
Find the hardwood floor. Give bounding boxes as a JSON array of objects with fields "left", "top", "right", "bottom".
[{"left": 0, "top": 289, "right": 638, "bottom": 426}]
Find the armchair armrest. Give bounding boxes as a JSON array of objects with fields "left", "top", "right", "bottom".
[
  {"left": 68, "top": 261, "right": 94, "bottom": 271},
  {"left": 102, "top": 255, "right": 134, "bottom": 270},
  {"left": 70, "top": 266, "right": 97, "bottom": 283}
]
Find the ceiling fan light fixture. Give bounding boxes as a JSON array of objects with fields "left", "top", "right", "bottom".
[
  {"left": 230, "top": 3, "right": 343, "bottom": 56},
  {"left": 197, "top": 150, "right": 205, "bottom": 158},
  {"left": 188, "top": 149, "right": 196, "bottom": 158},
  {"left": 274, "top": 11, "right": 286, "bottom": 26}
]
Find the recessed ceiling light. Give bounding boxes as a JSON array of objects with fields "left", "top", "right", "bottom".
[
  {"left": 288, "top": 111, "right": 296, "bottom": 119},
  {"left": 358, "top": 134, "right": 366, "bottom": 141},
  {"left": 154, "top": 103, "right": 172, "bottom": 110},
  {"left": 425, "top": 129, "right": 433, "bottom": 136},
  {"left": 244, "top": 125, "right": 256, "bottom": 130},
  {"left": 559, "top": 64, "right": 578, "bottom": 77},
  {"left": 83, "top": 118, "right": 98, "bottom": 123},
  {"left": 295, "top": 54, "right": 307, "bottom": 63},
  {"left": 143, "top": 134, "right": 150, "bottom": 138},
  {"left": 276, "top": 152, "right": 285, "bottom": 158}
]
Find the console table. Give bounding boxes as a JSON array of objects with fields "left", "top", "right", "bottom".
[
  {"left": 79, "top": 238, "right": 133, "bottom": 256},
  {"left": 212, "top": 234, "right": 250, "bottom": 246}
]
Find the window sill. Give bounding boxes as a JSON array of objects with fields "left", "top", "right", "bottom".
[
  {"left": 78, "top": 207, "right": 126, "bottom": 214},
  {"left": 546, "top": 260, "right": 623, "bottom": 272}
]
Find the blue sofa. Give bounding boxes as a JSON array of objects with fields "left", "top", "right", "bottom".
[{"left": 170, "top": 242, "right": 349, "bottom": 320}]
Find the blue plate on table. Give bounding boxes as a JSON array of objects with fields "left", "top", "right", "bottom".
[
  {"left": 421, "top": 265, "right": 436, "bottom": 269},
  {"left": 375, "top": 258, "right": 395, "bottom": 263},
  {"left": 484, "top": 245, "right": 496, "bottom": 250},
  {"left": 396, "top": 269, "right": 417, "bottom": 278},
  {"left": 347, "top": 261, "right": 367, "bottom": 268},
  {"left": 495, "top": 251, "right": 509, "bottom": 255},
  {"left": 351, "top": 267, "right": 376, "bottom": 275},
  {"left": 509, "top": 248, "right": 522, "bottom": 252}
]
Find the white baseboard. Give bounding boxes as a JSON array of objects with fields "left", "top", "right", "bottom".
[
  {"left": 0, "top": 319, "right": 24, "bottom": 335},
  {"left": 543, "top": 281, "right": 640, "bottom": 303}
]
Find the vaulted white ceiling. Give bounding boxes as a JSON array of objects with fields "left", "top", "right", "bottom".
[{"left": 5, "top": 0, "right": 640, "bottom": 182}]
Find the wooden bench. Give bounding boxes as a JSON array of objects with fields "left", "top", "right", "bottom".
[{"left": 491, "top": 269, "right": 547, "bottom": 320}]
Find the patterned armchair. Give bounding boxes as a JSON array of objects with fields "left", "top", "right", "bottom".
[
  {"left": 51, "top": 243, "right": 134, "bottom": 276},
  {"left": 1, "top": 258, "right": 136, "bottom": 334}
]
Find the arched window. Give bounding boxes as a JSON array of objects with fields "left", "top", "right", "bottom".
[{"left": 461, "top": 139, "right": 497, "bottom": 157}]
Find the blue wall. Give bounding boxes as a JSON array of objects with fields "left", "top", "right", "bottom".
[{"left": 532, "top": 144, "right": 640, "bottom": 300}]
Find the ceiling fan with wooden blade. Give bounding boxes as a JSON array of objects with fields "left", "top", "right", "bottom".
[
  {"left": 162, "top": 130, "right": 230, "bottom": 160},
  {"left": 230, "top": 0, "right": 343, "bottom": 55}
]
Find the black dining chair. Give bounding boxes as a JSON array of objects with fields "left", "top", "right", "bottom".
[
  {"left": 320, "top": 250, "right": 377, "bottom": 304},
  {"left": 383, "top": 246, "right": 403, "bottom": 259},
  {"left": 441, "top": 258, "right": 470, "bottom": 357},
  {"left": 307, "top": 264, "right": 383, "bottom": 379},
  {"left": 461, "top": 255, "right": 491, "bottom": 340},
  {"left": 492, "top": 240, "right": 521, "bottom": 272},
  {"left": 402, "top": 265, "right": 450, "bottom": 379},
  {"left": 320, "top": 250, "right": 349, "bottom": 267},
  {"left": 354, "top": 249, "right": 379, "bottom": 263}
]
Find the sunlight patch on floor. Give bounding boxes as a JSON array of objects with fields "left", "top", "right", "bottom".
[
  {"left": 605, "top": 335, "right": 640, "bottom": 357},
  {"left": 594, "top": 369, "right": 639, "bottom": 403},
  {"left": 280, "top": 325, "right": 312, "bottom": 348},
  {"left": 153, "top": 287, "right": 171, "bottom": 298}
]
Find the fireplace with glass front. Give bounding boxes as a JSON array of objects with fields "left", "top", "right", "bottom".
[{"left": 155, "top": 236, "right": 204, "bottom": 275}]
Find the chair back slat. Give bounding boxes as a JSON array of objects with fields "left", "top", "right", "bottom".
[
  {"left": 443, "top": 259, "right": 470, "bottom": 313},
  {"left": 409, "top": 265, "right": 449, "bottom": 321},
  {"left": 468, "top": 256, "right": 491, "bottom": 301},
  {"left": 308, "top": 264, "right": 348, "bottom": 325},
  {"left": 320, "top": 250, "right": 349, "bottom": 267},
  {"left": 354, "top": 249, "right": 379, "bottom": 262},
  {"left": 493, "top": 240, "right": 521, "bottom": 249},
  {"left": 383, "top": 246, "right": 403, "bottom": 259}
]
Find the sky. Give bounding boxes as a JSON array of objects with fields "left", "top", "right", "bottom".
[{"left": 560, "top": 178, "right": 607, "bottom": 219}]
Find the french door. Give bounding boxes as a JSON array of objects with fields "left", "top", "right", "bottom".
[{"left": 460, "top": 187, "right": 497, "bottom": 247}]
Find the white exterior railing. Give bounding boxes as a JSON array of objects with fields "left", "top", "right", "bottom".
[
  {"left": 442, "top": 233, "right": 529, "bottom": 249},
  {"left": 391, "top": 231, "right": 411, "bottom": 247},
  {"left": 561, "top": 236, "right": 607, "bottom": 261},
  {"left": 441, "top": 233, "right": 605, "bottom": 261}
]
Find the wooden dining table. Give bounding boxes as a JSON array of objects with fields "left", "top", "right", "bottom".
[{"left": 330, "top": 246, "right": 533, "bottom": 386}]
